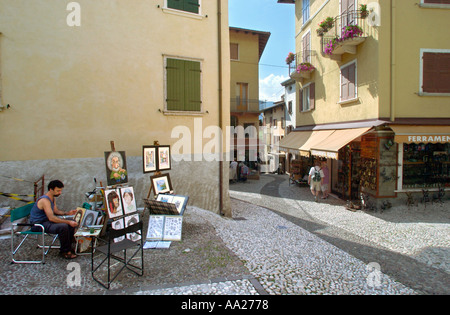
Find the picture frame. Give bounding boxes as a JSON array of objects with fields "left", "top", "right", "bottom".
[
  {"left": 80, "top": 210, "right": 99, "bottom": 228},
  {"left": 124, "top": 214, "right": 141, "bottom": 241},
  {"left": 150, "top": 173, "right": 173, "bottom": 195},
  {"left": 142, "top": 145, "right": 171, "bottom": 173},
  {"left": 143, "top": 146, "right": 157, "bottom": 173},
  {"left": 120, "top": 187, "right": 137, "bottom": 215},
  {"left": 105, "top": 189, "right": 123, "bottom": 219},
  {"left": 73, "top": 208, "right": 85, "bottom": 227},
  {"left": 156, "top": 194, "right": 189, "bottom": 215},
  {"left": 105, "top": 151, "right": 128, "bottom": 186},
  {"left": 158, "top": 145, "right": 171, "bottom": 171}
]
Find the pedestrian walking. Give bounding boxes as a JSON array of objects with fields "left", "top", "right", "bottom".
[{"left": 308, "top": 161, "right": 324, "bottom": 202}]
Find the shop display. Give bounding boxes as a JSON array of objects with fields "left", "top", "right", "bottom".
[{"left": 402, "top": 143, "right": 449, "bottom": 189}]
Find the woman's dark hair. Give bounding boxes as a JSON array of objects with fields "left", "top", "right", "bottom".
[{"left": 48, "top": 180, "right": 64, "bottom": 191}]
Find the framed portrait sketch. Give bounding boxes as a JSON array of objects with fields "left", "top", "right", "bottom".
[
  {"left": 105, "top": 189, "right": 123, "bottom": 219},
  {"left": 80, "top": 210, "right": 99, "bottom": 228},
  {"left": 143, "top": 146, "right": 157, "bottom": 173},
  {"left": 120, "top": 187, "right": 137, "bottom": 215},
  {"left": 151, "top": 173, "right": 173, "bottom": 195},
  {"left": 73, "top": 208, "right": 85, "bottom": 228},
  {"left": 142, "top": 145, "right": 171, "bottom": 173},
  {"left": 158, "top": 145, "right": 171, "bottom": 171},
  {"left": 105, "top": 151, "right": 128, "bottom": 186}
]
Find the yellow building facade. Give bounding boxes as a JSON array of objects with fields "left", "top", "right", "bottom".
[
  {"left": 0, "top": 0, "right": 231, "bottom": 215},
  {"left": 279, "top": 0, "right": 450, "bottom": 206},
  {"left": 229, "top": 27, "right": 269, "bottom": 168}
]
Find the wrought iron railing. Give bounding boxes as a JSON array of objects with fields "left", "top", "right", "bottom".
[
  {"left": 230, "top": 98, "right": 261, "bottom": 113},
  {"left": 319, "top": 10, "right": 374, "bottom": 55},
  {"left": 288, "top": 50, "right": 318, "bottom": 75}
]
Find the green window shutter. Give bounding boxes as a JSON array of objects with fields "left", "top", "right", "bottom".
[
  {"left": 184, "top": 60, "right": 201, "bottom": 111},
  {"left": 166, "top": 58, "right": 185, "bottom": 111},
  {"left": 168, "top": 0, "right": 199, "bottom": 14},
  {"left": 166, "top": 59, "right": 201, "bottom": 112},
  {"left": 184, "top": 0, "right": 200, "bottom": 14},
  {"left": 167, "top": 0, "right": 184, "bottom": 11}
]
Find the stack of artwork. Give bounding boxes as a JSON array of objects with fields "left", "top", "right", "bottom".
[
  {"left": 73, "top": 208, "right": 102, "bottom": 229},
  {"left": 105, "top": 186, "right": 141, "bottom": 242}
]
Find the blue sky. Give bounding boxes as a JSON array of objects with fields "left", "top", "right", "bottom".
[{"left": 229, "top": 0, "right": 296, "bottom": 102}]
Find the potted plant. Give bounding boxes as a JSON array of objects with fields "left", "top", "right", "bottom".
[
  {"left": 341, "top": 25, "right": 363, "bottom": 40},
  {"left": 360, "top": 4, "right": 368, "bottom": 19},
  {"left": 324, "top": 37, "right": 339, "bottom": 55},
  {"left": 317, "top": 17, "right": 334, "bottom": 36},
  {"left": 286, "top": 52, "right": 295, "bottom": 65},
  {"left": 297, "top": 62, "right": 315, "bottom": 73}
]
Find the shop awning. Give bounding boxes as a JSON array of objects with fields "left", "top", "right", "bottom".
[
  {"left": 390, "top": 125, "right": 450, "bottom": 144},
  {"left": 279, "top": 130, "right": 313, "bottom": 154},
  {"left": 310, "top": 127, "right": 372, "bottom": 159},
  {"left": 299, "top": 130, "right": 335, "bottom": 157}
]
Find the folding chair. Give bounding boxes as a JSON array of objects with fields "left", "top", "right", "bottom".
[
  {"left": 91, "top": 221, "right": 144, "bottom": 289},
  {"left": 10, "top": 203, "right": 59, "bottom": 264}
]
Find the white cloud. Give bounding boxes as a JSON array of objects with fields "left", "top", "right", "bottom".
[{"left": 259, "top": 74, "right": 289, "bottom": 102}]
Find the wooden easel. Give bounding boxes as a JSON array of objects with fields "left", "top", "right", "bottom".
[{"left": 147, "top": 140, "right": 163, "bottom": 199}]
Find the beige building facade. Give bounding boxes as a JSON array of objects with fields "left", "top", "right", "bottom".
[{"left": 0, "top": 0, "right": 231, "bottom": 215}]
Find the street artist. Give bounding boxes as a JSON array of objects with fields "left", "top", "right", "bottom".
[{"left": 29, "top": 180, "right": 78, "bottom": 259}]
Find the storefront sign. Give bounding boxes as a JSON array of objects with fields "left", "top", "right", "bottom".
[{"left": 404, "top": 135, "right": 450, "bottom": 144}]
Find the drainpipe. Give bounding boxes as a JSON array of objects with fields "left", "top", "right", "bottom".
[
  {"left": 390, "top": 0, "right": 396, "bottom": 122},
  {"left": 218, "top": 0, "right": 224, "bottom": 216}
]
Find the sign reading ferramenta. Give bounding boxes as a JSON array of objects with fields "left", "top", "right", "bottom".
[{"left": 395, "top": 134, "right": 450, "bottom": 144}]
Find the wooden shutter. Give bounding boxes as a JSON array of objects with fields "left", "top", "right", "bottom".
[
  {"left": 341, "top": 63, "right": 356, "bottom": 100},
  {"left": 168, "top": 0, "right": 184, "bottom": 11},
  {"left": 309, "top": 83, "right": 315, "bottom": 110},
  {"left": 299, "top": 88, "right": 303, "bottom": 112},
  {"left": 166, "top": 58, "right": 185, "bottom": 111},
  {"left": 168, "top": 0, "right": 199, "bottom": 14},
  {"left": 230, "top": 43, "right": 239, "bottom": 60},
  {"left": 348, "top": 63, "right": 356, "bottom": 98},
  {"left": 424, "top": 0, "right": 450, "bottom": 4},
  {"left": 423, "top": 52, "right": 450, "bottom": 93},
  {"left": 185, "top": 60, "right": 202, "bottom": 111},
  {"left": 185, "top": 0, "right": 200, "bottom": 14},
  {"left": 302, "top": 32, "right": 311, "bottom": 63}
]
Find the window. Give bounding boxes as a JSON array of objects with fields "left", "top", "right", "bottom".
[
  {"left": 421, "top": 50, "right": 450, "bottom": 94},
  {"left": 300, "top": 83, "right": 315, "bottom": 112},
  {"left": 341, "top": 0, "right": 356, "bottom": 33},
  {"left": 302, "top": 0, "right": 310, "bottom": 24},
  {"left": 236, "top": 83, "right": 248, "bottom": 111},
  {"left": 340, "top": 61, "right": 357, "bottom": 102},
  {"left": 288, "top": 101, "right": 293, "bottom": 114},
  {"left": 167, "top": 0, "right": 200, "bottom": 14},
  {"left": 302, "top": 31, "right": 311, "bottom": 63},
  {"left": 230, "top": 43, "right": 239, "bottom": 60},
  {"left": 166, "top": 57, "right": 202, "bottom": 112}
]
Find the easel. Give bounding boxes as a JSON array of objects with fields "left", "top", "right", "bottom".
[{"left": 146, "top": 140, "right": 169, "bottom": 199}]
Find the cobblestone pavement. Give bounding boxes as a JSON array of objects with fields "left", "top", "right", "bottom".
[
  {"left": 1, "top": 174, "right": 448, "bottom": 295},
  {"left": 229, "top": 174, "right": 450, "bottom": 295}
]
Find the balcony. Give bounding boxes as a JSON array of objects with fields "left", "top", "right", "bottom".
[
  {"left": 319, "top": 10, "right": 372, "bottom": 61},
  {"left": 288, "top": 50, "right": 317, "bottom": 82},
  {"left": 230, "top": 98, "right": 261, "bottom": 114}
]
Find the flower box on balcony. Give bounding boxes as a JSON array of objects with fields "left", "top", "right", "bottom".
[
  {"left": 290, "top": 63, "right": 316, "bottom": 81},
  {"left": 324, "top": 25, "right": 365, "bottom": 60}
]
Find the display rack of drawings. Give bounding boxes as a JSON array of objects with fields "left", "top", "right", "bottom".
[
  {"left": 142, "top": 142, "right": 189, "bottom": 249},
  {"left": 76, "top": 141, "right": 189, "bottom": 252}
]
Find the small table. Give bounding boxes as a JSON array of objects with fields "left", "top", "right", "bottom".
[{"left": 74, "top": 228, "right": 102, "bottom": 255}]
